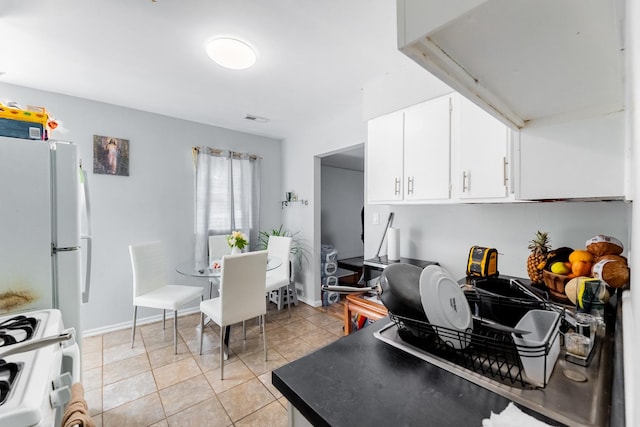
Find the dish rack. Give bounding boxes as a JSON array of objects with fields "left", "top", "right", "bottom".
[{"left": 390, "top": 290, "right": 563, "bottom": 388}]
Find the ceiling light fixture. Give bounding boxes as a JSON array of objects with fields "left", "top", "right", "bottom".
[{"left": 205, "top": 37, "right": 256, "bottom": 70}]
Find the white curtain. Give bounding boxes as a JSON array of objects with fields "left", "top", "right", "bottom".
[{"left": 194, "top": 148, "right": 261, "bottom": 269}]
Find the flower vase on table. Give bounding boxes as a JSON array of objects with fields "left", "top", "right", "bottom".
[{"left": 228, "top": 230, "right": 248, "bottom": 255}]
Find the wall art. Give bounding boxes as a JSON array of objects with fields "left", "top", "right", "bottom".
[{"left": 93, "top": 135, "right": 129, "bottom": 176}]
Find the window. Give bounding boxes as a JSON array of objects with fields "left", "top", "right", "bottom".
[{"left": 193, "top": 148, "right": 261, "bottom": 269}]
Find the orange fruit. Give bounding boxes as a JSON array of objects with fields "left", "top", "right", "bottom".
[
  {"left": 569, "top": 250, "right": 594, "bottom": 264},
  {"left": 571, "top": 260, "right": 592, "bottom": 277}
]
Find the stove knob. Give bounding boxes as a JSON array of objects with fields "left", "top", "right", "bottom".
[
  {"left": 50, "top": 385, "right": 71, "bottom": 408},
  {"left": 53, "top": 372, "right": 73, "bottom": 389}
]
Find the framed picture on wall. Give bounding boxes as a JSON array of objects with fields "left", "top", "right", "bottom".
[{"left": 93, "top": 135, "right": 129, "bottom": 176}]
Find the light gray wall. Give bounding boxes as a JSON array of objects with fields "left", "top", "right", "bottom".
[
  {"left": 320, "top": 165, "right": 364, "bottom": 259},
  {"left": 0, "top": 82, "right": 282, "bottom": 333},
  {"left": 282, "top": 101, "right": 366, "bottom": 304},
  {"left": 365, "top": 202, "right": 631, "bottom": 280}
]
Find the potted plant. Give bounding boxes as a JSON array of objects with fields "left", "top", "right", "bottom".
[{"left": 257, "top": 225, "right": 310, "bottom": 269}]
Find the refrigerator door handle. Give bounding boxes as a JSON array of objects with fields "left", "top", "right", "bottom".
[
  {"left": 80, "top": 162, "right": 93, "bottom": 304},
  {"left": 80, "top": 235, "right": 92, "bottom": 303},
  {"left": 53, "top": 246, "right": 81, "bottom": 252}
]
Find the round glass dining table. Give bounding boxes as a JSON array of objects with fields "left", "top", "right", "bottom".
[{"left": 175, "top": 256, "right": 282, "bottom": 278}]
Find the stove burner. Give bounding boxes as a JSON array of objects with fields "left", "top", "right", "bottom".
[
  {"left": 0, "top": 316, "right": 38, "bottom": 347},
  {"left": 0, "top": 359, "right": 20, "bottom": 406}
]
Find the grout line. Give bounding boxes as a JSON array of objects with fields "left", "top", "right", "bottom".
[{"left": 85, "top": 304, "right": 342, "bottom": 425}]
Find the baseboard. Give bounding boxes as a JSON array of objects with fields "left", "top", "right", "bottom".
[
  {"left": 298, "top": 295, "right": 322, "bottom": 307},
  {"left": 82, "top": 297, "right": 325, "bottom": 337},
  {"left": 83, "top": 306, "right": 201, "bottom": 338}
]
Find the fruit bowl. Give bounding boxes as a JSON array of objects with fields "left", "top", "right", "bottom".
[{"left": 542, "top": 270, "right": 571, "bottom": 303}]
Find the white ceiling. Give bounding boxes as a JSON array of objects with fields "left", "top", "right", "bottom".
[{"left": 0, "top": 0, "right": 430, "bottom": 142}]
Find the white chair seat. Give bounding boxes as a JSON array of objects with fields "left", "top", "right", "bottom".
[
  {"left": 135, "top": 285, "right": 203, "bottom": 310},
  {"left": 207, "top": 235, "right": 231, "bottom": 299},
  {"left": 199, "top": 250, "right": 268, "bottom": 379},
  {"left": 265, "top": 274, "right": 289, "bottom": 293},
  {"left": 130, "top": 241, "right": 203, "bottom": 355},
  {"left": 265, "top": 236, "right": 294, "bottom": 315},
  {"left": 199, "top": 298, "right": 222, "bottom": 326}
]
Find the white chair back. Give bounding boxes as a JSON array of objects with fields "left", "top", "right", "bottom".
[
  {"left": 220, "top": 250, "right": 268, "bottom": 325},
  {"left": 208, "top": 235, "right": 230, "bottom": 265},
  {"left": 267, "top": 236, "right": 292, "bottom": 282},
  {"left": 129, "top": 241, "right": 168, "bottom": 298}
]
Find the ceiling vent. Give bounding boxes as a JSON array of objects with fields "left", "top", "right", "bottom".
[{"left": 244, "top": 114, "right": 270, "bottom": 123}]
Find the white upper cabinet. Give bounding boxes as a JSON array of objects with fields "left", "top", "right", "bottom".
[
  {"left": 403, "top": 96, "right": 451, "bottom": 201},
  {"left": 517, "top": 112, "right": 625, "bottom": 200},
  {"left": 367, "top": 110, "right": 405, "bottom": 203},
  {"left": 367, "top": 93, "right": 513, "bottom": 204},
  {"left": 451, "top": 95, "right": 510, "bottom": 199},
  {"left": 397, "top": 0, "right": 624, "bottom": 130},
  {"left": 367, "top": 95, "right": 451, "bottom": 204}
]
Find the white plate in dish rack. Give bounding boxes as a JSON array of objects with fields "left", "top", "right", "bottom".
[{"left": 419, "top": 265, "right": 472, "bottom": 350}]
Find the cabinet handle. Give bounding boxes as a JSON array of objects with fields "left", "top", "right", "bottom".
[
  {"left": 394, "top": 178, "right": 400, "bottom": 195},
  {"left": 503, "top": 157, "right": 509, "bottom": 187},
  {"left": 407, "top": 177, "right": 414, "bottom": 195},
  {"left": 462, "top": 170, "right": 469, "bottom": 193}
]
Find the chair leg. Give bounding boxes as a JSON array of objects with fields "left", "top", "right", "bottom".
[
  {"left": 173, "top": 310, "right": 178, "bottom": 355},
  {"left": 243, "top": 320, "right": 246, "bottom": 340},
  {"left": 199, "top": 312, "right": 204, "bottom": 355},
  {"left": 262, "top": 315, "right": 267, "bottom": 361},
  {"left": 162, "top": 310, "right": 166, "bottom": 330},
  {"left": 287, "top": 282, "right": 292, "bottom": 318},
  {"left": 131, "top": 306, "right": 138, "bottom": 348},
  {"left": 219, "top": 327, "right": 225, "bottom": 380}
]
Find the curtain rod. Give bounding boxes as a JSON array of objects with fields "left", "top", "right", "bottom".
[{"left": 192, "top": 146, "right": 261, "bottom": 161}]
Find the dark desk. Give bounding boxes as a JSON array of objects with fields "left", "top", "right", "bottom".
[
  {"left": 363, "top": 256, "right": 438, "bottom": 282},
  {"left": 336, "top": 257, "right": 364, "bottom": 285}
]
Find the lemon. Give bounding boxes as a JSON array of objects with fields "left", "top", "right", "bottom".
[{"left": 550, "top": 261, "right": 571, "bottom": 275}]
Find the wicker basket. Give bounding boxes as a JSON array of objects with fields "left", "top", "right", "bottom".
[{"left": 542, "top": 270, "right": 571, "bottom": 303}]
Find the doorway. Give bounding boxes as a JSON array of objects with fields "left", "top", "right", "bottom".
[{"left": 319, "top": 144, "right": 365, "bottom": 300}]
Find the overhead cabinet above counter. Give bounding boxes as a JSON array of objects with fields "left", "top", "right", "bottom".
[
  {"left": 396, "top": 0, "right": 625, "bottom": 130},
  {"left": 377, "top": 0, "right": 629, "bottom": 204},
  {"left": 366, "top": 93, "right": 512, "bottom": 205},
  {"left": 367, "top": 95, "right": 626, "bottom": 204}
]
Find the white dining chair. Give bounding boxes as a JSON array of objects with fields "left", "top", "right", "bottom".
[
  {"left": 265, "top": 236, "right": 294, "bottom": 316},
  {"left": 199, "top": 250, "right": 268, "bottom": 379},
  {"left": 208, "top": 234, "right": 230, "bottom": 298},
  {"left": 129, "top": 241, "right": 203, "bottom": 355}
]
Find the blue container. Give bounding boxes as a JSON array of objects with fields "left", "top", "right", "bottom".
[{"left": 0, "top": 118, "right": 44, "bottom": 140}]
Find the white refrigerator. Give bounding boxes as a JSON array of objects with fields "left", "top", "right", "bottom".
[{"left": 0, "top": 135, "right": 92, "bottom": 337}]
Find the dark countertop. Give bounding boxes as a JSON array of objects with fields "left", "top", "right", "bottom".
[
  {"left": 272, "top": 318, "right": 559, "bottom": 427},
  {"left": 363, "top": 255, "right": 437, "bottom": 270}
]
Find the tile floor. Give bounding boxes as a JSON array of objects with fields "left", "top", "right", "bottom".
[{"left": 81, "top": 302, "right": 344, "bottom": 427}]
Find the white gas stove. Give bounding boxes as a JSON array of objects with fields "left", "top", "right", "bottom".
[{"left": 0, "top": 309, "right": 80, "bottom": 427}]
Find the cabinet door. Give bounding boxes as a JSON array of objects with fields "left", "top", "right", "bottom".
[
  {"left": 517, "top": 112, "right": 625, "bottom": 200},
  {"left": 454, "top": 96, "right": 509, "bottom": 199},
  {"left": 404, "top": 96, "right": 451, "bottom": 201},
  {"left": 367, "top": 110, "right": 404, "bottom": 203}
]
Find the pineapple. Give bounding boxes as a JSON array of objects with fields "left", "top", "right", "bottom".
[{"left": 527, "top": 231, "right": 551, "bottom": 283}]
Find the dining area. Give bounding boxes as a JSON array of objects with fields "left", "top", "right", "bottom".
[
  {"left": 80, "top": 277, "right": 343, "bottom": 426},
  {"left": 128, "top": 231, "right": 297, "bottom": 381},
  {"left": 83, "top": 228, "right": 330, "bottom": 423}
]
